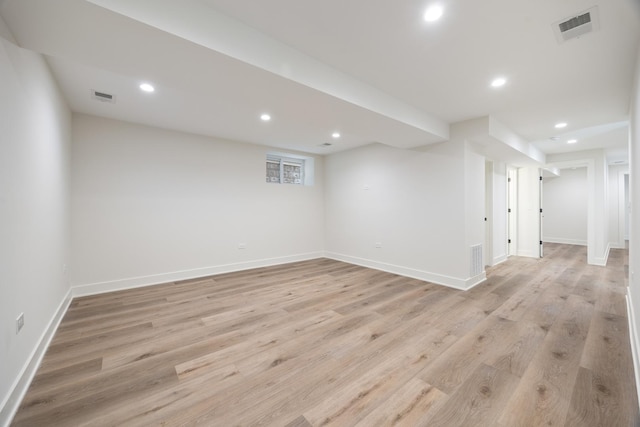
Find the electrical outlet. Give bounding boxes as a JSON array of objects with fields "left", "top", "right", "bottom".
[
  {"left": 16, "top": 313, "right": 24, "bottom": 334},
  {"left": 375, "top": 242, "right": 382, "bottom": 248},
  {"left": 238, "top": 243, "right": 247, "bottom": 249}
]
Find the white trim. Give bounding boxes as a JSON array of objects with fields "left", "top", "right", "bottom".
[
  {"left": 266, "top": 151, "right": 314, "bottom": 186},
  {"left": 589, "top": 243, "right": 610, "bottom": 267},
  {"left": 72, "top": 252, "right": 324, "bottom": 297},
  {"left": 516, "top": 249, "right": 540, "bottom": 258},
  {"left": 465, "top": 273, "right": 487, "bottom": 290},
  {"left": 542, "top": 237, "right": 588, "bottom": 246},
  {"left": 610, "top": 242, "right": 627, "bottom": 250},
  {"left": 626, "top": 293, "right": 640, "bottom": 411},
  {"left": 0, "top": 288, "right": 73, "bottom": 427},
  {"left": 324, "top": 252, "right": 486, "bottom": 291},
  {"left": 492, "top": 254, "right": 509, "bottom": 266}
]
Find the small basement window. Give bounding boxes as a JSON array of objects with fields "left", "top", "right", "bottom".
[{"left": 266, "top": 154, "right": 309, "bottom": 185}]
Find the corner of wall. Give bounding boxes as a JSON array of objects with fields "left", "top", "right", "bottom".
[
  {"left": 324, "top": 251, "right": 482, "bottom": 291},
  {"left": 626, "top": 292, "right": 640, "bottom": 413},
  {"left": 0, "top": 10, "right": 18, "bottom": 44},
  {"left": 0, "top": 290, "right": 72, "bottom": 427},
  {"left": 463, "top": 272, "right": 487, "bottom": 291},
  {"left": 588, "top": 243, "right": 610, "bottom": 267},
  {"left": 492, "top": 254, "right": 509, "bottom": 266},
  {"left": 626, "top": 42, "right": 640, "bottom": 412},
  {"left": 0, "top": 30, "right": 72, "bottom": 425}
]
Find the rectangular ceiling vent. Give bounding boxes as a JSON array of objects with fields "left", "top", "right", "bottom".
[
  {"left": 91, "top": 89, "right": 116, "bottom": 103},
  {"left": 559, "top": 13, "right": 591, "bottom": 33},
  {"left": 553, "top": 6, "right": 600, "bottom": 44}
]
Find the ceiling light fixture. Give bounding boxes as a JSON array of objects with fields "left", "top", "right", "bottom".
[
  {"left": 567, "top": 139, "right": 578, "bottom": 144},
  {"left": 424, "top": 4, "right": 444, "bottom": 22},
  {"left": 490, "top": 77, "right": 507, "bottom": 88},
  {"left": 555, "top": 122, "right": 567, "bottom": 129},
  {"left": 139, "top": 83, "right": 155, "bottom": 93},
  {"left": 260, "top": 114, "right": 271, "bottom": 122},
  {"left": 332, "top": 132, "right": 341, "bottom": 139}
]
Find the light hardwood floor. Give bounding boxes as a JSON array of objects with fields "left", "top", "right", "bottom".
[{"left": 11, "top": 243, "right": 639, "bottom": 426}]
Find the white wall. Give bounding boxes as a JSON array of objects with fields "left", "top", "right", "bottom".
[
  {"left": 324, "top": 139, "right": 485, "bottom": 290},
  {"left": 0, "top": 22, "right": 71, "bottom": 424},
  {"left": 71, "top": 114, "right": 325, "bottom": 294},
  {"left": 628, "top": 44, "right": 640, "bottom": 409},
  {"left": 543, "top": 168, "right": 588, "bottom": 246}
]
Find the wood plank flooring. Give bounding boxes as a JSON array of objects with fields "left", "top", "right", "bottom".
[{"left": 11, "top": 243, "right": 639, "bottom": 426}]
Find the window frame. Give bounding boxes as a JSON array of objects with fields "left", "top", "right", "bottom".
[{"left": 266, "top": 155, "right": 305, "bottom": 185}]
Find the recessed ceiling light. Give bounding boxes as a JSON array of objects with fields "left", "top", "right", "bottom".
[
  {"left": 567, "top": 139, "right": 578, "bottom": 144},
  {"left": 424, "top": 4, "right": 444, "bottom": 22},
  {"left": 260, "top": 114, "right": 271, "bottom": 122},
  {"left": 139, "top": 83, "right": 155, "bottom": 93},
  {"left": 332, "top": 132, "right": 341, "bottom": 139},
  {"left": 490, "top": 77, "right": 507, "bottom": 88},
  {"left": 555, "top": 122, "right": 567, "bottom": 129}
]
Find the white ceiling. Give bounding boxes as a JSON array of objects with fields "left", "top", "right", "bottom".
[{"left": 1, "top": 0, "right": 639, "bottom": 161}]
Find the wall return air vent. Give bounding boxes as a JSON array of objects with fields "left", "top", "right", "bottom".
[
  {"left": 91, "top": 89, "right": 116, "bottom": 103},
  {"left": 553, "top": 6, "right": 600, "bottom": 44},
  {"left": 470, "top": 244, "right": 483, "bottom": 277}
]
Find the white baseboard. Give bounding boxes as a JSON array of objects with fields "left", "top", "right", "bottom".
[
  {"left": 72, "top": 252, "right": 325, "bottom": 297},
  {"left": 492, "top": 254, "right": 508, "bottom": 266},
  {"left": 465, "top": 272, "right": 487, "bottom": 290},
  {"left": 626, "top": 293, "right": 640, "bottom": 412},
  {"left": 588, "top": 244, "right": 611, "bottom": 267},
  {"left": 516, "top": 249, "right": 539, "bottom": 259},
  {"left": 588, "top": 257, "right": 607, "bottom": 266},
  {"left": 543, "top": 237, "right": 587, "bottom": 246},
  {"left": 0, "top": 288, "right": 73, "bottom": 427},
  {"left": 544, "top": 240, "right": 611, "bottom": 267},
  {"left": 325, "top": 252, "right": 485, "bottom": 291}
]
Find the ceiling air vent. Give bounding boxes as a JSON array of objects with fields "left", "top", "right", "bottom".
[
  {"left": 91, "top": 89, "right": 116, "bottom": 103},
  {"left": 319, "top": 142, "right": 333, "bottom": 147},
  {"left": 553, "top": 6, "right": 600, "bottom": 44}
]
